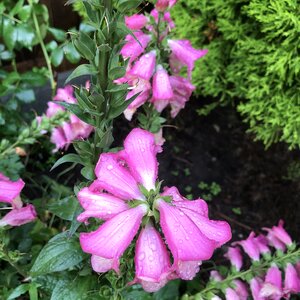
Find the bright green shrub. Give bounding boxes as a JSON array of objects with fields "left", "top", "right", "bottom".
[{"left": 172, "top": 0, "right": 300, "bottom": 149}]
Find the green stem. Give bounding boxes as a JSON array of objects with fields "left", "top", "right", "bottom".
[
  {"left": 29, "top": 0, "right": 56, "bottom": 94},
  {"left": 195, "top": 248, "right": 300, "bottom": 298}
]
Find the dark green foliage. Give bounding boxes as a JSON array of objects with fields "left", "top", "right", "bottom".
[{"left": 172, "top": 0, "right": 300, "bottom": 148}]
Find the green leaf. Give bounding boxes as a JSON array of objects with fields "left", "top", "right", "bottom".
[
  {"left": 51, "top": 153, "right": 83, "bottom": 171},
  {"left": 0, "top": 50, "right": 14, "bottom": 60},
  {"left": 153, "top": 280, "right": 180, "bottom": 300},
  {"left": 51, "top": 47, "right": 64, "bottom": 67},
  {"left": 16, "top": 24, "right": 35, "bottom": 49},
  {"left": 50, "top": 276, "right": 97, "bottom": 300},
  {"left": 48, "top": 196, "right": 80, "bottom": 221},
  {"left": 108, "top": 66, "right": 126, "bottom": 80},
  {"left": 48, "top": 27, "right": 66, "bottom": 42},
  {"left": 46, "top": 40, "right": 58, "bottom": 52},
  {"left": 3, "top": 19, "right": 17, "bottom": 51},
  {"left": 7, "top": 284, "right": 30, "bottom": 300},
  {"left": 10, "top": 0, "right": 25, "bottom": 16},
  {"left": 15, "top": 89, "right": 35, "bottom": 103},
  {"left": 66, "top": 64, "right": 97, "bottom": 83},
  {"left": 17, "top": 5, "right": 31, "bottom": 22},
  {"left": 117, "top": 0, "right": 143, "bottom": 12},
  {"left": 30, "top": 232, "right": 85, "bottom": 276},
  {"left": 55, "top": 101, "right": 95, "bottom": 125},
  {"left": 80, "top": 165, "right": 95, "bottom": 181},
  {"left": 64, "top": 43, "right": 81, "bottom": 64}
]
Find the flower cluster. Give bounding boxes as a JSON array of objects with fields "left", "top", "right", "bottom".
[
  {"left": 118, "top": 0, "right": 207, "bottom": 120},
  {"left": 77, "top": 128, "right": 231, "bottom": 292},
  {"left": 0, "top": 173, "right": 36, "bottom": 227},
  {"left": 39, "top": 84, "right": 93, "bottom": 151},
  {"left": 210, "top": 221, "right": 300, "bottom": 299}
]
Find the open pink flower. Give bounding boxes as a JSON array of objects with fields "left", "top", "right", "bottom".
[
  {"left": 168, "top": 39, "right": 208, "bottom": 79},
  {"left": 235, "top": 232, "right": 261, "bottom": 261},
  {"left": 0, "top": 205, "right": 37, "bottom": 227},
  {"left": 77, "top": 128, "right": 231, "bottom": 291},
  {"left": 0, "top": 173, "right": 24, "bottom": 208}
]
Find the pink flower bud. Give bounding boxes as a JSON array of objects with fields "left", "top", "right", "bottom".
[
  {"left": 284, "top": 263, "right": 300, "bottom": 296},
  {"left": 263, "top": 220, "right": 293, "bottom": 247},
  {"left": 125, "top": 14, "right": 149, "bottom": 30},
  {"left": 235, "top": 232, "right": 260, "bottom": 261},
  {"left": 260, "top": 265, "right": 283, "bottom": 299},
  {"left": 225, "top": 247, "right": 243, "bottom": 271}
]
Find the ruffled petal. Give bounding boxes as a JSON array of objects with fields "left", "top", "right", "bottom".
[
  {"left": 77, "top": 187, "right": 129, "bottom": 223},
  {"left": 124, "top": 128, "right": 158, "bottom": 191},
  {"left": 79, "top": 205, "right": 147, "bottom": 273},
  {"left": 95, "top": 152, "right": 144, "bottom": 200}
]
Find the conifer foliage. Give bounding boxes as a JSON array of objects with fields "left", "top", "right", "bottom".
[{"left": 172, "top": 0, "right": 300, "bottom": 149}]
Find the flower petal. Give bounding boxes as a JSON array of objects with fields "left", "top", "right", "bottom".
[
  {"left": 95, "top": 152, "right": 144, "bottom": 200},
  {"left": 77, "top": 187, "right": 129, "bottom": 223},
  {"left": 79, "top": 205, "right": 147, "bottom": 273},
  {"left": 124, "top": 128, "right": 158, "bottom": 191},
  {"left": 179, "top": 208, "right": 232, "bottom": 247},
  {"left": 91, "top": 255, "right": 114, "bottom": 273},
  {"left": 157, "top": 199, "right": 216, "bottom": 276}
]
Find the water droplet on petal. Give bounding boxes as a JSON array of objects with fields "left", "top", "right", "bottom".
[
  {"left": 138, "top": 252, "right": 145, "bottom": 261},
  {"left": 107, "top": 164, "right": 113, "bottom": 170}
]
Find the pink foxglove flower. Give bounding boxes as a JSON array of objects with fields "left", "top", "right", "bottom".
[
  {"left": 152, "top": 65, "right": 174, "bottom": 112},
  {"left": 225, "top": 288, "right": 240, "bottom": 300},
  {"left": 260, "top": 265, "right": 283, "bottom": 300},
  {"left": 130, "top": 222, "right": 174, "bottom": 292},
  {"left": 250, "top": 277, "right": 264, "bottom": 300},
  {"left": 77, "top": 128, "right": 231, "bottom": 290},
  {"left": 128, "top": 51, "right": 156, "bottom": 81},
  {"left": 168, "top": 39, "right": 208, "bottom": 79},
  {"left": 284, "top": 263, "right": 300, "bottom": 296},
  {"left": 45, "top": 85, "right": 93, "bottom": 151},
  {"left": 155, "top": 0, "right": 176, "bottom": 11},
  {"left": 235, "top": 232, "right": 261, "bottom": 261},
  {"left": 0, "top": 205, "right": 37, "bottom": 227},
  {"left": 125, "top": 14, "right": 149, "bottom": 30},
  {"left": 233, "top": 280, "right": 249, "bottom": 300},
  {"left": 121, "top": 33, "right": 151, "bottom": 63},
  {"left": 263, "top": 220, "right": 293, "bottom": 247},
  {"left": 0, "top": 173, "right": 24, "bottom": 208},
  {"left": 169, "top": 75, "right": 195, "bottom": 118},
  {"left": 225, "top": 247, "right": 243, "bottom": 271}
]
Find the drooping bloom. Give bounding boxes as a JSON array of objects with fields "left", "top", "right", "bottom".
[
  {"left": 125, "top": 14, "right": 149, "bottom": 30},
  {"left": 44, "top": 85, "right": 93, "bottom": 151},
  {"left": 152, "top": 65, "right": 174, "bottom": 112},
  {"left": 284, "top": 263, "right": 300, "bottom": 296},
  {"left": 77, "top": 128, "right": 231, "bottom": 291},
  {"left": 130, "top": 222, "right": 174, "bottom": 292},
  {"left": 225, "top": 247, "right": 243, "bottom": 271},
  {"left": 0, "top": 173, "right": 24, "bottom": 208},
  {"left": 155, "top": 0, "right": 176, "bottom": 11},
  {"left": 250, "top": 277, "right": 264, "bottom": 300},
  {"left": 263, "top": 220, "right": 293, "bottom": 247},
  {"left": 235, "top": 232, "right": 261, "bottom": 261},
  {"left": 168, "top": 39, "right": 208, "bottom": 79},
  {"left": 0, "top": 205, "right": 37, "bottom": 227},
  {"left": 260, "top": 265, "right": 283, "bottom": 300}
]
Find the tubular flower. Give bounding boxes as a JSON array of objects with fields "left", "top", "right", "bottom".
[
  {"left": 0, "top": 205, "right": 37, "bottom": 227},
  {"left": 0, "top": 173, "right": 24, "bottom": 208},
  {"left": 235, "top": 232, "right": 261, "bottom": 261},
  {"left": 168, "top": 39, "right": 208, "bottom": 79},
  {"left": 260, "top": 265, "right": 283, "bottom": 300},
  {"left": 225, "top": 247, "right": 243, "bottom": 271},
  {"left": 40, "top": 84, "right": 93, "bottom": 151},
  {"left": 125, "top": 14, "right": 149, "bottom": 30},
  {"left": 250, "top": 277, "right": 264, "bottom": 300},
  {"left": 77, "top": 128, "right": 231, "bottom": 291},
  {"left": 284, "top": 263, "right": 300, "bottom": 296},
  {"left": 263, "top": 220, "right": 293, "bottom": 247},
  {"left": 0, "top": 175, "right": 37, "bottom": 227}
]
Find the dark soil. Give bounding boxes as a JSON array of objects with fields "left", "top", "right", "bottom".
[{"left": 155, "top": 98, "right": 300, "bottom": 242}]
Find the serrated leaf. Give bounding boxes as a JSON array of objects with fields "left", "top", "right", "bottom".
[
  {"left": 51, "top": 153, "right": 83, "bottom": 171},
  {"left": 66, "top": 64, "right": 97, "bottom": 83},
  {"left": 30, "top": 232, "right": 85, "bottom": 276}
]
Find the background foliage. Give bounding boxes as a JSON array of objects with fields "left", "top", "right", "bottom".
[{"left": 172, "top": 0, "right": 300, "bottom": 149}]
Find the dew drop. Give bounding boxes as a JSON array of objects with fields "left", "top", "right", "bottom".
[
  {"left": 107, "top": 164, "right": 113, "bottom": 170},
  {"left": 138, "top": 252, "right": 145, "bottom": 261}
]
